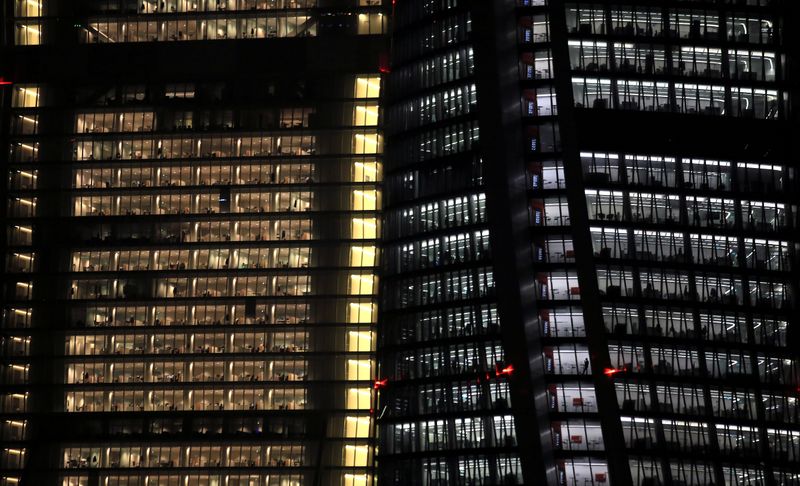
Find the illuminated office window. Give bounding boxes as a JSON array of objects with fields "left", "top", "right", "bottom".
[
  {"left": 346, "top": 388, "right": 371, "bottom": 410},
  {"left": 343, "top": 444, "right": 370, "bottom": 467},
  {"left": 344, "top": 416, "right": 372, "bottom": 438},
  {"left": 347, "top": 331, "right": 374, "bottom": 352},
  {"left": 349, "top": 274, "right": 376, "bottom": 295},
  {"left": 343, "top": 473, "right": 371, "bottom": 486},
  {"left": 347, "top": 302, "right": 376, "bottom": 324},
  {"left": 355, "top": 77, "right": 381, "bottom": 98},
  {"left": 60, "top": 476, "right": 87, "bottom": 486},
  {"left": 357, "top": 13, "right": 387, "bottom": 35},
  {"left": 353, "top": 133, "right": 381, "bottom": 154},
  {"left": 353, "top": 160, "right": 381, "bottom": 182},
  {"left": 346, "top": 360, "right": 373, "bottom": 380},
  {"left": 12, "top": 86, "right": 40, "bottom": 108},
  {"left": 11, "top": 114, "right": 39, "bottom": 135},
  {"left": 354, "top": 102, "right": 379, "bottom": 126},
  {"left": 352, "top": 189, "right": 379, "bottom": 211},
  {"left": 351, "top": 218, "right": 378, "bottom": 239},
  {"left": 15, "top": 0, "right": 43, "bottom": 17},
  {"left": 15, "top": 22, "right": 42, "bottom": 45},
  {"left": 350, "top": 246, "right": 377, "bottom": 267}
]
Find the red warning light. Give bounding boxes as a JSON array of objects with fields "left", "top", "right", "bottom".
[
  {"left": 0, "top": 78, "right": 13, "bottom": 86},
  {"left": 374, "top": 378, "right": 389, "bottom": 390},
  {"left": 496, "top": 364, "right": 515, "bottom": 377},
  {"left": 379, "top": 53, "right": 391, "bottom": 74},
  {"left": 603, "top": 367, "right": 626, "bottom": 377}
]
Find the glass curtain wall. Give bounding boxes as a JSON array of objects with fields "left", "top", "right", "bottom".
[
  {"left": 517, "top": 0, "right": 798, "bottom": 484},
  {"left": 378, "top": 1, "right": 523, "bottom": 485}
]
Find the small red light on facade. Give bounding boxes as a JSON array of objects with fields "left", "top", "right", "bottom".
[
  {"left": 496, "top": 364, "right": 515, "bottom": 377},
  {"left": 379, "top": 52, "right": 391, "bottom": 74},
  {"left": 603, "top": 367, "right": 626, "bottom": 377},
  {"left": 0, "top": 78, "right": 13, "bottom": 86},
  {"left": 374, "top": 378, "right": 388, "bottom": 390}
]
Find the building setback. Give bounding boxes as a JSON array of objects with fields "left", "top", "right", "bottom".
[
  {"left": 378, "top": 0, "right": 799, "bottom": 485},
  {"left": 1, "top": 1, "right": 387, "bottom": 485}
]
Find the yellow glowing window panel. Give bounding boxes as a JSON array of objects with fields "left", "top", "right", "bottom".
[
  {"left": 12, "top": 86, "right": 40, "bottom": 108},
  {"left": 348, "top": 302, "right": 376, "bottom": 324},
  {"left": 344, "top": 473, "right": 371, "bottom": 486},
  {"left": 354, "top": 103, "right": 379, "bottom": 126},
  {"left": 349, "top": 274, "right": 376, "bottom": 295},
  {"left": 355, "top": 76, "right": 381, "bottom": 99},
  {"left": 352, "top": 189, "right": 379, "bottom": 211},
  {"left": 347, "top": 331, "right": 374, "bottom": 352},
  {"left": 346, "top": 387, "right": 372, "bottom": 410},
  {"left": 358, "top": 12, "right": 388, "bottom": 35},
  {"left": 346, "top": 359, "right": 373, "bottom": 381},
  {"left": 353, "top": 160, "right": 381, "bottom": 183},
  {"left": 344, "top": 415, "right": 372, "bottom": 438},
  {"left": 15, "top": 21, "right": 42, "bottom": 45},
  {"left": 353, "top": 133, "right": 381, "bottom": 155},
  {"left": 350, "top": 218, "right": 378, "bottom": 240},
  {"left": 15, "top": 0, "right": 43, "bottom": 17},
  {"left": 351, "top": 218, "right": 378, "bottom": 240},
  {"left": 344, "top": 444, "right": 371, "bottom": 467},
  {"left": 350, "top": 246, "right": 377, "bottom": 267}
]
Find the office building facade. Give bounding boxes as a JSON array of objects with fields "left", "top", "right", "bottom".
[
  {"left": 378, "top": 0, "right": 798, "bottom": 485},
  {"left": 378, "top": 0, "right": 524, "bottom": 484},
  {"left": 1, "top": 1, "right": 387, "bottom": 485}
]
